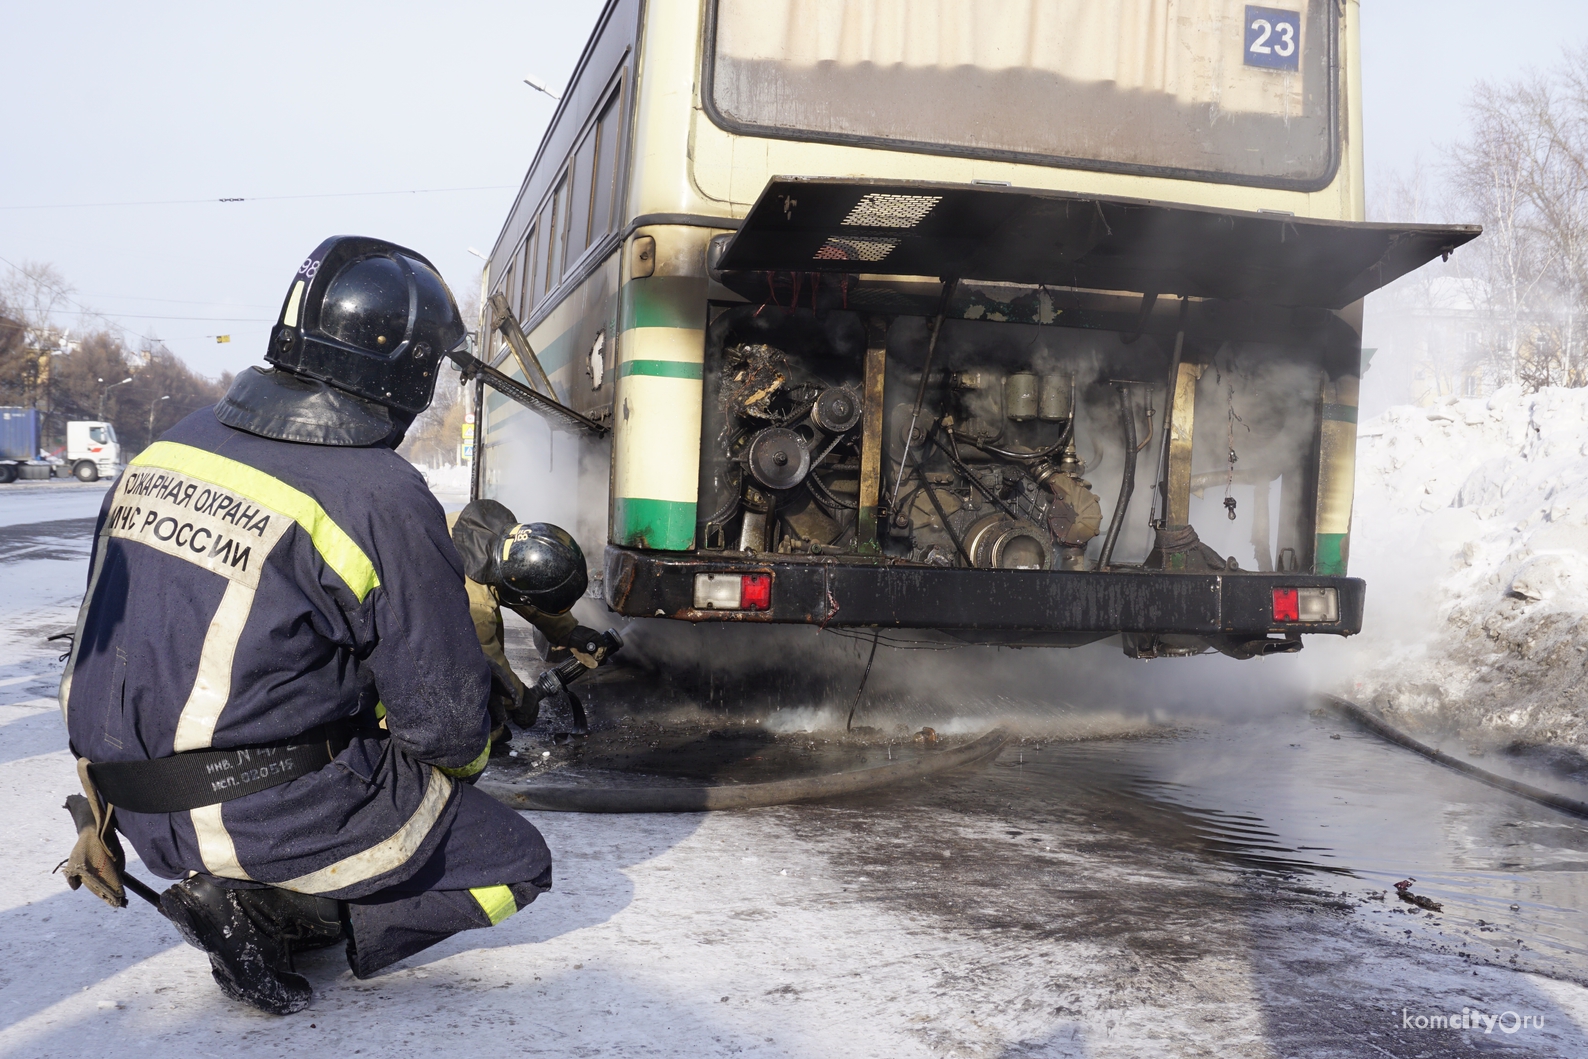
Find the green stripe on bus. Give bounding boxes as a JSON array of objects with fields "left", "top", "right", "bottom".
[
  {"left": 618, "top": 360, "right": 703, "bottom": 380},
  {"left": 535, "top": 327, "right": 577, "bottom": 376},
  {"left": 620, "top": 276, "right": 708, "bottom": 332},
  {"left": 1314, "top": 533, "right": 1348, "bottom": 576},
  {"left": 614, "top": 496, "right": 697, "bottom": 551},
  {"left": 1321, "top": 403, "right": 1358, "bottom": 424}
]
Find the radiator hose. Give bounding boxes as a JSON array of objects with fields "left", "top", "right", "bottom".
[{"left": 1096, "top": 385, "right": 1137, "bottom": 570}]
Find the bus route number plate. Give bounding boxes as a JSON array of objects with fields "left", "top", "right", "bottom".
[{"left": 1244, "top": 6, "right": 1301, "bottom": 71}]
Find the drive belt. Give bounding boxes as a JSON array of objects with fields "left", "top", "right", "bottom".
[{"left": 87, "top": 723, "right": 356, "bottom": 815}]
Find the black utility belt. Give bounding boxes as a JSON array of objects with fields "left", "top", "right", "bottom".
[{"left": 89, "top": 723, "right": 358, "bottom": 815}]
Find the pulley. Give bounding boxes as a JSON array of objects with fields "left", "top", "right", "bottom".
[
  {"left": 746, "top": 427, "right": 811, "bottom": 490},
  {"left": 810, "top": 386, "right": 862, "bottom": 433}
]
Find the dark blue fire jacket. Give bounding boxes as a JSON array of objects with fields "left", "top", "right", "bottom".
[{"left": 61, "top": 408, "right": 493, "bottom": 899}]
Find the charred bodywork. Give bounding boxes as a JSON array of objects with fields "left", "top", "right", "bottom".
[{"left": 598, "top": 179, "right": 1477, "bottom": 656}]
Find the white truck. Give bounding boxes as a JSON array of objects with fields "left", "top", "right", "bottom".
[{"left": 0, "top": 407, "right": 123, "bottom": 484}]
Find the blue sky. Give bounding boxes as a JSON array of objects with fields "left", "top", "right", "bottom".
[{"left": 2, "top": 1, "right": 1584, "bottom": 379}]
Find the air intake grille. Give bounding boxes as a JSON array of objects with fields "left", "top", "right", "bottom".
[
  {"left": 841, "top": 193, "right": 942, "bottom": 229},
  {"left": 813, "top": 236, "right": 901, "bottom": 263}
]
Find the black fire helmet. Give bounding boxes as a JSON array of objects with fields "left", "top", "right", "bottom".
[
  {"left": 451, "top": 499, "right": 588, "bottom": 613},
  {"left": 216, "top": 235, "right": 466, "bottom": 446}
]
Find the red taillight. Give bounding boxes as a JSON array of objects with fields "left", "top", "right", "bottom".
[
  {"left": 741, "top": 573, "right": 771, "bottom": 611},
  {"left": 1272, "top": 587, "right": 1299, "bottom": 622}
]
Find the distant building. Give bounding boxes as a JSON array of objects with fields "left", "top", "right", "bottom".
[{"left": 1366, "top": 275, "right": 1583, "bottom": 404}]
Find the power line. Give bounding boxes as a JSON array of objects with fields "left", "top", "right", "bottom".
[
  {"left": 0, "top": 253, "right": 272, "bottom": 333},
  {"left": 80, "top": 293, "right": 277, "bottom": 309},
  {"left": 47, "top": 307, "right": 273, "bottom": 322},
  {"left": 0, "top": 184, "right": 515, "bottom": 211}
]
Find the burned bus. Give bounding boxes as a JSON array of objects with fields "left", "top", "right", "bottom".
[{"left": 472, "top": 0, "right": 1476, "bottom": 662}]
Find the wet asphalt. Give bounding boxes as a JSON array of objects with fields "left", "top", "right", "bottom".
[{"left": 7, "top": 487, "right": 1588, "bottom": 1056}]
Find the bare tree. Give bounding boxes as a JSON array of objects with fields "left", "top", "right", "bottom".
[
  {"left": 0, "top": 260, "right": 79, "bottom": 328},
  {"left": 1448, "top": 48, "right": 1588, "bottom": 390}
]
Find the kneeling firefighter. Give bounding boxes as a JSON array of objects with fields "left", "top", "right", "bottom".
[
  {"left": 448, "top": 500, "right": 619, "bottom": 748},
  {"left": 57, "top": 236, "right": 552, "bottom": 1014}
]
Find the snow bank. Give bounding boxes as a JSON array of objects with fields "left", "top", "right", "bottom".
[{"left": 1338, "top": 385, "right": 1588, "bottom": 749}]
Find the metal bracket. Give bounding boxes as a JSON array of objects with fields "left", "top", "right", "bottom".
[
  {"left": 488, "top": 292, "right": 558, "bottom": 398},
  {"left": 447, "top": 343, "right": 608, "bottom": 438}
]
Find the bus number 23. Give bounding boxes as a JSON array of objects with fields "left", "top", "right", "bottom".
[{"left": 1245, "top": 6, "right": 1300, "bottom": 71}]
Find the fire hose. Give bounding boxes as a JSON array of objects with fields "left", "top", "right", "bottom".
[
  {"left": 1320, "top": 695, "right": 1588, "bottom": 820},
  {"left": 477, "top": 728, "right": 1011, "bottom": 814}
]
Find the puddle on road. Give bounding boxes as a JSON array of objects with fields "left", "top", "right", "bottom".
[{"left": 983, "top": 711, "right": 1588, "bottom": 980}]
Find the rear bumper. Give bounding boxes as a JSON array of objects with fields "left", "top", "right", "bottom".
[{"left": 604, "top": 547, "right": 1363, "bottom": 638}]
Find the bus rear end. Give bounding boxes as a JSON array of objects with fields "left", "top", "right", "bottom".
[{"left": 597, "top": 0, "right": 1476, "bottom": 658}]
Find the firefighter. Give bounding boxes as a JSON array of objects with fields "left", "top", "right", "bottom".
[
  {"left": 58, "top": 235, "right": 551, "bottom": 1014},
  {"left": 447, "top": 500, "right": 615, "bottom": 748}
]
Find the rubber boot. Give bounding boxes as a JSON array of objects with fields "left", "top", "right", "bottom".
[
  {"left": 159, "top": 875, "right": 312, "bottom": 1015},
  {"left": 232, "top": 886, "right": 347, "bottom": 954}
]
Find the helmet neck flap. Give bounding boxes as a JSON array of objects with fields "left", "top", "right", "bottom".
[{"left": 215, "top": 366, "right": 408, "bottom": 447}]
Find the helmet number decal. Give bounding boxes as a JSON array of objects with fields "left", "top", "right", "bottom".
[
  {"left": 298, "top": 257, "right": 323, "bottom": 281},
  {"left": 503, "top": 524, "right": 532, "bottom": 561}
]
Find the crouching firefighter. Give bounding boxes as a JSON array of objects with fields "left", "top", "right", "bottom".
[
  {"left": 448, "top": 500, "right": 621, "bottom": 749},
  {"left": 56, "top": 235, "right": 552, "bottom": 1015}
]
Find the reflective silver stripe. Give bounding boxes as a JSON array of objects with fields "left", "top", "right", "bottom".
[
  {"left": 172, "top": 581, "right": 257, "bottom": 752},
  {"left": 191, "top": 803, "right": 253, "bottom": 881},
  {"left": 276, "top": 768, "right": 453, "bottom": 894},
  {"left": 58, "top": 532, "right": 111, "bottom": 723}
]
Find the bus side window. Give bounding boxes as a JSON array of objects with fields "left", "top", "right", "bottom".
[
  {"left": 548, "top": 175, "right": 568, "bottom": 290},
  {"left": 566, "top": 128, "right": 598, "bottom": 269},
  {"left": 590, "top": 83, "right": 623, "bottom": 242},
  {"left": 536, "top": 194, "right": 556, "bottom": 303},
  {"left": 520, "top": 224, "right": 538, "bottom": 317}
]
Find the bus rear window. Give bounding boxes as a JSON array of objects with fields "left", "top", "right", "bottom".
[{"left": 707, "top": 0, "right": 1338, "bottom": 189}]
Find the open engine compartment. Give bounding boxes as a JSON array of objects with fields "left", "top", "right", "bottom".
[{"left": 695, "top": 301, "right": 1327, "bottom": 581}]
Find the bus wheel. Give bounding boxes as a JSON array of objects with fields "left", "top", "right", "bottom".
[{"left": 73, "top": 461, "right": 99, "bottom": 483}]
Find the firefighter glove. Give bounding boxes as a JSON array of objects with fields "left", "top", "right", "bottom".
[{"left": 58, "top": 759, "right": 128, "bottom": 909}]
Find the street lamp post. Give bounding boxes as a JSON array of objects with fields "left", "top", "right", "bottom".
[
  {"left": 98, "top": 376, "right": 132, "bottom": 418},
  {"left": 148, "top": 394, "right": 171, "bottom": 439},
  {"left": 522, "top": 75, "right": 562, "bottom": 101}
]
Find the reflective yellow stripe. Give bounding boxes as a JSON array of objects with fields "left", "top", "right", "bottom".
[
  {"left": 133, "top": 441, "right": 380, "bottom": 602},
  {"left": 470, "top": 885, "right": 517, "bottom": 925},
  {"left": 277, "top": 768, "right": 452, "bottom": 894},
  {"left": 438, "top": 742, "right": 490, "bottom": 779}
]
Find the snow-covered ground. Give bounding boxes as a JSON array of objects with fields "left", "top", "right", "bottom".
[
  {"left": 1331, "top": 386, "right": 1588, "bottom": 754},
  {"left": 7, "top": 449, "right": 1588, "bottom": 1055}
]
